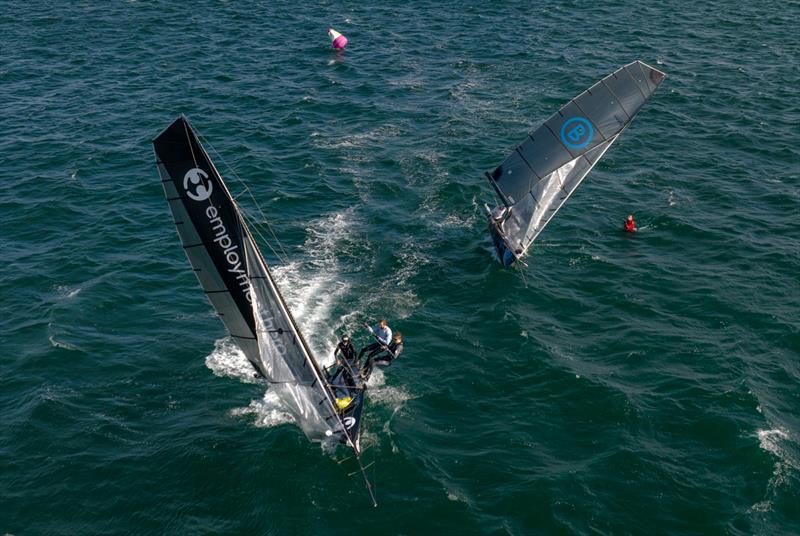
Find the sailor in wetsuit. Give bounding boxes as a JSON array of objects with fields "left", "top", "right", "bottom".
[
  {"left": 358, "top": 319, "right": 392, "bottom": 361},
  {"left": 331, "top": 334, "right": 358, "bottom": 388},
  {"left": 490, "top": 205, "right": 509, "bottom": 231},
  {"left": 335, "top": 334, "right": 357, "bottom": 366},
  {"left": 489, "top": 206, "right": 520, "bottom": 266},
  {"left": 361, "top": 332, "right": 404, "bottom": 382}
]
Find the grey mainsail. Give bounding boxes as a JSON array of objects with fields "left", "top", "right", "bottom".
[{"left": 487, "top": 60, "right": 666, "bottom": 260}]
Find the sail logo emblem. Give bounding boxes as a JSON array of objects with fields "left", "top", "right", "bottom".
[
  {"left": 343, "top": 417, "right": 356, "bottom": 429},
  {"left": 560, "top": 117, "right": 593, "bottom": 150},
  {"left": 183, "top": 168, "right": 214, "bottom": 202}
]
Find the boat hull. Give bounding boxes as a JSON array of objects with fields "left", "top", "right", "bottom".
[{"left": 325, "top": 365, "right": 365, "bottom": 451}]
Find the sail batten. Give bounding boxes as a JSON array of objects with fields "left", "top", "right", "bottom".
[{"left": 488, "top": 61, "right": 665, "bottom": 262}]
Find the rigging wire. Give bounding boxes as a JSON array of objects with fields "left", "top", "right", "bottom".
[
  {"left": 196, "top": 130, "right": 291, "bottom": 266},
  {"left": 518, "top": 262, "right": 529, "bottom": 288}
]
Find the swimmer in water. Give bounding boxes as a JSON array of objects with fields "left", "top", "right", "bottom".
[{"left": 624, "top": 214, "right": 637, "bottom": 233}]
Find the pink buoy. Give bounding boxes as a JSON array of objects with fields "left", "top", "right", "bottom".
[{"left": 328, "top": 27, "right": 348, "bottom": 50}]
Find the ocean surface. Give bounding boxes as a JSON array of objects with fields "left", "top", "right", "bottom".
[{"left": 2, "top": 1, "right": 798, "bottom": 534}]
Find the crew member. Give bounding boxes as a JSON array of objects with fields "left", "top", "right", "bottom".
[
  {"left": 358, "top": 319, "right": 392, "bottom": 361},
  {"left": 334, "top": 334, "right": 357, "bottom": 367},
  {"left": 491, "top": 205, "right": 509, "bottom": 226},
  {"left": 362, "top": 332, "right": 404, "bottom": 382},
  {"left": 624, "top": 214, "right": 637, "bottom": 233},
  {"left": 332, "top": 334, "right": 358, "bottom": 388}
]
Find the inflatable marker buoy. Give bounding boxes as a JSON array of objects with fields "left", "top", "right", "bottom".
[{"left": 328, "top": 27, "right": 348, "bottom": 49}]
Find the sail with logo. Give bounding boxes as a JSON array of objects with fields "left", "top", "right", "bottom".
[
  {"left": 484, "top": 60, "right": 666, "bottom": 266},
  {"left": 153, "top": 116, "right": 375, "bottom": 505}
]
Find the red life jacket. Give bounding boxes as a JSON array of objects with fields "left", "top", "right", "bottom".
[{"left": 624, "top": 218, "right": 636, "bottom": 232}]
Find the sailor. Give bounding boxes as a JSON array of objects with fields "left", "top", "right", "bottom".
[
  {"left": 624, "top": 214, "right": 637, "bottom": 233},
  {"left": 358, "top": 319, "right": 393, "bottom": 361},
  {"left": 334, "top": 334, "right": 357, "bottom": 367},
  {"left": 361, "top": 332, "right": 404, "bottom": 382},
  {"left": 491, "top": 205, "right": 508, "bottom": 222},
  {"left": 490, "top": 206, "right": 511, "bottom": 231},
  {"left": 331, "top": 334, "right": 358, "bottom": 388}
]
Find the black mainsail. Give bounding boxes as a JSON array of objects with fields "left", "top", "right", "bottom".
[
  {"left": 153, "top": 116, "right": 375, "bottom": 505},
  {"left": 486, "top": 60, "right": 666, "bottom": 266},
  {"left": 154, "top": 117, "right": 261, "bottom": 369}
]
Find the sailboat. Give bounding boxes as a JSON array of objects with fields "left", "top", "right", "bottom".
[
  {"left": 484, "top": 60, "right": 666, "bottom": 267},
  {"left": 153, "top": 116, "right": 376, "bottom": 506}
]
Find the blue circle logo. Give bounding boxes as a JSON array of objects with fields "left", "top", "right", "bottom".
[{"left": 560, "top": 117, "right": 593, "bottom": 150}]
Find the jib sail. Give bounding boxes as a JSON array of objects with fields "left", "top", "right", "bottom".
[{"left": 244, "top": 237, "right": 346, "bottom": 441}]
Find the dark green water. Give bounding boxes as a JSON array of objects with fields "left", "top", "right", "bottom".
[{"left": 2, "top": 1, "right": 798, "bottom": 534}]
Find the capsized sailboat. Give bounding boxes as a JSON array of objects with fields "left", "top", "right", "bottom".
[
  {"left": 484, "top": 60, "right": 666, "bottom": 267},
  {"left": 153, "top": 116, "right": 375, "bottom": 505}
]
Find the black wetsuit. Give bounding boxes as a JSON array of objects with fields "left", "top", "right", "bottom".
[
  {"left": 335, "top": 340, "right": 357, "bottom": 364},
  {"left": 332, "top": 340, "right": 358, "bottom": 387},
  {"left": 362, "top": 341, "right": 403, "bottom": 382},
  {"left": 357, "top": 343, "right": 377, "bottom": 360}
]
